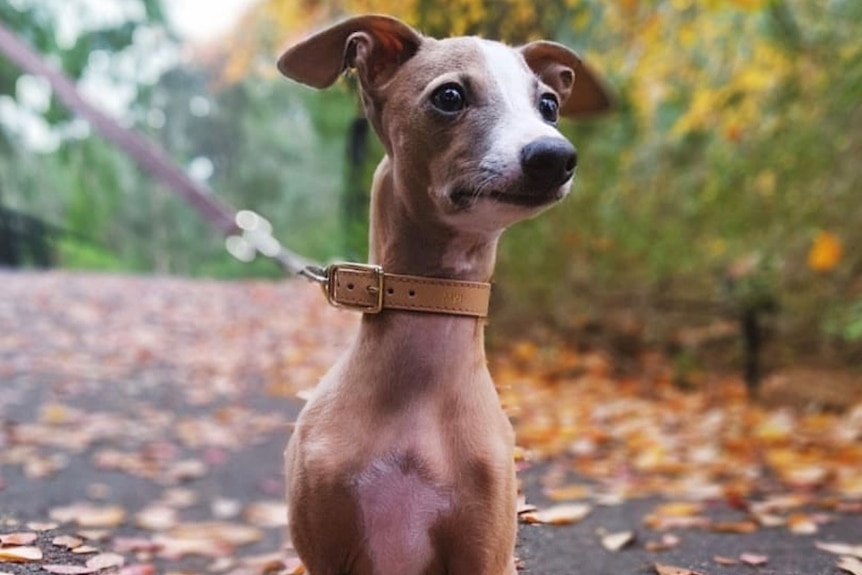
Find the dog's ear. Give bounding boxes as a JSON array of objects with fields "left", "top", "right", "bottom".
[
  {"left": 278, "top": 15, "right": 422, "bottom": 90},
  {"left": 520, "top": 41, "right": 612, "bottom": 118}
]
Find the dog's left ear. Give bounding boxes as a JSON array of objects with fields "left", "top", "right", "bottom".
[
  {"left": 521, "top": 41, "right": 612, "bottom": 118},
  {"left": 277, "top": 15, "right": 422, "bottom": 91}
]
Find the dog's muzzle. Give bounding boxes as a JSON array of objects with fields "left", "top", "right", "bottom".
[{"left": 520, "top": 136, "right": 577, "bottom": 192}]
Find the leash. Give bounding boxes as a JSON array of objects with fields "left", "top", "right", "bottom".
[
  {"left": 226, "top": 210, "right": 491, "bottom": 318},
  {"left": 0, "top": 24, "right": 489, "bottom": 318}
]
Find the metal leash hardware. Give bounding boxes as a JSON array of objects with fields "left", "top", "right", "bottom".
[
  {"left": 225, "top": 209, "right": 328, "bottom": 283},
  {"left": 225, "top": 210, "right": 385, "bottom": 313}
]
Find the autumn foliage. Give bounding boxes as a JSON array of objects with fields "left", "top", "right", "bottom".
[
  {"left": 205, "top": 0, "right": 862, "bottom": 364},
  {"left": 1, "top": 0, "right": 859, "bottom": 362}
]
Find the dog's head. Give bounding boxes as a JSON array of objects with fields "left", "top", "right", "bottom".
[{"left": 278, "top": 15, "right": 610, "bottom": 233}]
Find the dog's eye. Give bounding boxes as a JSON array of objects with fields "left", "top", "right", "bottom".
[
  {"left": 539, "top": 93, "right": 560, "bottom": 124},
  {"left": 431, "top": 84, "right": 466, "bottom": 113}
]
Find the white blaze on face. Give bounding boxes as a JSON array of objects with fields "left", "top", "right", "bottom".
[{"left": 475, "top": 39, "right": 563, "bottom": 166}]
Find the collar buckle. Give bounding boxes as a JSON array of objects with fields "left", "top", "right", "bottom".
[{"left": 325, "top": 263, "right": 385, "bottom": 314}]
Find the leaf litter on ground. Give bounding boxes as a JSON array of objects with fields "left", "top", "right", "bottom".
[{"left": 1, "top": 272, "right": 861, "bottom": 574}]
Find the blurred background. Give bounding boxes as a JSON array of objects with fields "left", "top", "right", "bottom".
[{"left": 1, "top": 0, "right": 860, "bottom": 386}]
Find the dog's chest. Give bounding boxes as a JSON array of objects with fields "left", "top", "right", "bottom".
[{"left": 353, "top": 455, "right": 451, "bottom": 574}]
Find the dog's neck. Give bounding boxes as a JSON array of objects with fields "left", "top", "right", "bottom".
[
  {"left": 368, "top": 158, "right": 502, "bottom": 283},
  {"left": 353, "top": 157, "right": 498, "bottom": 374}
]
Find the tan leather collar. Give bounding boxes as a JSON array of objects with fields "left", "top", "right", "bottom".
[{"left": 323, "top": 263, "right": 490, "bottom": 318}]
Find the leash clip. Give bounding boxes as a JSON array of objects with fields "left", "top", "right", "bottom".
[{"left": 324, "top": 263, "right": 385, "bottom": 314}]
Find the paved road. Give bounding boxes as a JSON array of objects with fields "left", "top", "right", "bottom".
[{"left": 1, "top": 272, "right": 858, "bottom": 574}]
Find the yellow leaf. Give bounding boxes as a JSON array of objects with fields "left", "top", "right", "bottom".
[
  {"left": 545, "top": 483, "right": 592, "bottom": 501},
  {"left": 727, "top": 0, "right": 767, "bottom": 10},
  {"left": 653, "top": 501, "right": 703, "bottom": 517},
  {"left": 0, "top": 546, "right": 43, "bottom": 563},
  {"left": 808, "top": 231, "right": 843, "bottom": 272}
]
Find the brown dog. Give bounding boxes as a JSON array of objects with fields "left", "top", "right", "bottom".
[{"left": 278, "top": 15, "right": 609, "bottom": 575}]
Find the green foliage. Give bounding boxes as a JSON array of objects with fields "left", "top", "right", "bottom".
[
  {"left": 2, "top": 0, "right": 859, "bottom": 363},
  {"left": 57, "top": 237, "right": 128, "bottom": 272},
  {"left": 824, "top": 301, "right": 862, "bottom": 344},
  {"left": 494, "top": 0, "right": 862, "bottom": 362}
]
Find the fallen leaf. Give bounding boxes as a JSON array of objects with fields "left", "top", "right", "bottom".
[
  {"left": 740, "top": 552, "right": 769, "bottom": 566},
  {"left": 26, "top": 522, "right": 59, "bottom": 531},
  {"left": 816, "top": 541, "right": 862, "bottom": 559},
  {"left": 166, "top": 459, "right": 208, "bottom": 482},
  {"left": 838, "top": 556, "right": 862, "bottom": 575},
  {"left": 644, "top": 514, "right": 710, "bottom": 531},
  {"left": 153, "top": 521, "right": 264, "bottom": 559},
  {"left": 750, "top": 493, "right": 810, "bottom": 514},
  {"left": 284, "top": 557, "right": 307, "bottom": 574},
  {"left": 116, "top": 565, "right": 157, "bottom": 575},
  {"left": 75, "top": 530, "right": 110, "bottom": 542},
  {"left": 645, "top": 533, "right": 680, "bottom": 552},
  {"left": 652, "top": 502, "right": 703, "bottom": 517},
  {"left": 244, "top": 500, "right": 288, "bottom": 528},
  {"left": 0, "top": 546, "right": 43, "bottom": 563},
  {"left": 207, "top": 557, "right": 236, "bottom": 572},
  {"left": 42, "top": 565, "right": 95, "bottom": 574},
  {"left": 50, "top": 503, "right": 126, "bottom": 528},
  {"left": 0, "top": 533, "right": 38, "bottom": 546},
  {"left": 601, "top": 530, "right": 635, "bottom": 551},
  {"left": 713, "top": 555, "right": 738, "bottom": 565},
  {"left": 85, "top": 552, "right": 125, "bottom": 569},
  {"left": 545, "top": 483, "right": 592, "bottom": 501},
  {"left": 158, "top": 488, "right": 198, "bottom": 509},
  {"left": 51, "top": 535, "right": 84, "bottom": 550},
  {"left": 135, "top": 506, "right": 178, "bottom": 531},
  {"left": 112, "top": 538, "right": 161, "bottom": 554},
  {"left": 654, "top": 563, "right": 705, "bottom": 575},
  {"left": 788, "top": 513, "right": 819, "bottom": 535},
  {"left": 516, "top": 501, "right": 537, "bottom": 515},
  {"left": 753, "top": 513, "right": 786, "bottom": 527},
  {"left": 520, "top": 503, "right": 592, "bottom": 525},
  {"left": 710, "top": 520, "right": 758, "bottom": 534},
  {"left": 211, "top": 497, "right": 241, "bottom": 520},
  {"left": 643, "top": 502, "right": 711, "bottom": 530}
]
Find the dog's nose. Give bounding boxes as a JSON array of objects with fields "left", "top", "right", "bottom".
[{"left": 520, "top": 137, "right": 577, "bottom": 190}]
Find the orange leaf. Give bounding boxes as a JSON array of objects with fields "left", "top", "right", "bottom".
[
  {"left": 808, "top": 231, "right": 843, "bottom": 272},
  {"left": 710, "top": 520, "right": 759, "bottom": 534},
  {"left": 545, "top": 483, "right": 592, "bottom": 501}
]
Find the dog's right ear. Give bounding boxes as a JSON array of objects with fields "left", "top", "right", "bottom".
[
  {"left": 278, "top": 15, "right": 422, "bottom": 90},
  {"left": 521, "top": 41, "right": 612, "bottom": 118}
]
